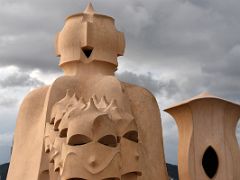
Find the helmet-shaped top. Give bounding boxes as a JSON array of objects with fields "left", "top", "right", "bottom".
[{"left": 56, "top": 3, "right": 125, "bottom": 67}]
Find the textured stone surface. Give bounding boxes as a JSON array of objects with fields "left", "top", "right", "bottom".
[
  {"left": 7, "top": 3, "right": 168, "bottom": 180},
  {"left": 165, "top": 92, "right": 240, "bottom": 180}
]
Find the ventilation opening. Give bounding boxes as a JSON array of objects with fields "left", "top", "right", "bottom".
[
  {"left": 54, "top": 167, "right": 60, "bottom": 172},
  {"left": 68, "top": 134, "right": 91, "bottom": 146},
  {"left": 202, "top": 146, "right": 219, "bottom": 178},
  {"left": 54, "top": 120, "right": 61, "bottom": 131},
  {"left": 122, "top": 172, "right": 141, "bottom": 179},
  {"left": 82, "top": 46, "right": 93, "bottom": 58},
  {"left": 50, "top": 117, "right": 55, "bottom": 124},
  {"left": 59, "top": 128, "right": 68, "bottom": 138},
  {"left": 98, "top": 135, "right": 117, "bottom": 147},
  {"left": 123, "top": 131, "right": 139, "bottom": 143}
]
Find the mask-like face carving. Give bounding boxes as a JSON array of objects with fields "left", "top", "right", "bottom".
[
  {"left": 61, "top": 106, "right": 121, "bottom": 180},
  {"left": 43, "top": 91, "right": 142, "bottom": 180}
]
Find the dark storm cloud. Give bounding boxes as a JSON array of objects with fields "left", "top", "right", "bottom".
[
  {"left": 0, "top": 33, "right": 58, "bottom": 70},
  {"left": 1, "top": 0, "right": 240, "bottom": 79},
  {"left": 117, "top": 71, "right": 180, "bottom": 98},
  {"left": 0, "top": 70, "right": 45, "bottom": 88},
  {"left": 0, "top": 0, "right": 240, "bottom": 164},
  {"left": 0, "top": 0, "right": 86, "bottom": 71}
]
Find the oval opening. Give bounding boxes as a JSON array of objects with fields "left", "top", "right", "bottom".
[
  {"left": 59, "top": 128, "right": 68, "bottom": 138},
  {"left": 68, "top": 134, "right": 91, "bottom": 146},
  {"left": 121, "top": 172, "right": 141, "bottom": 180},
  {"left": 202, "top": 146, "right": 219, "bottom": 178},
  {"left": 98, "top": 135, "right": 117, "bottom": 147},
  {"left": 123, "top": 131, "right": 138, "bottom": 143}
]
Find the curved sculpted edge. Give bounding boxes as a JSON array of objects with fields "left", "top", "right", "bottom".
[
  {"left": 121, "top": 81, "right": 169, "bottom": 180},
  {"left": 7, "top": 86, "right": 50, "bottom": 180}
]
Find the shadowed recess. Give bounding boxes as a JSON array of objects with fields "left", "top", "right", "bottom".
[
  {"left": 82, "top": 46, "right": 93, "bottom": 58},
  {"left": 98, "top": 135, "right": 117, "bottom": 147},
  {"left": 202, "top": 146, "right": 219, "bottom": 178},
  {"left": 123, "top": 130, "right": 138, "bottom": 143},
  {"left": 68, "top": 134, "right": 91, "bottom": 146},
  {"left": 122, "top": 172, "right": 141, "bottom": 179},
  {"left": 60, "top": 128, "right": 68, "bottom": 138}
]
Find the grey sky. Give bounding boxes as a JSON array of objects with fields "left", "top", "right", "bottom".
[{"left": 0, "top": 0, "right": 240, "bottom": 165}]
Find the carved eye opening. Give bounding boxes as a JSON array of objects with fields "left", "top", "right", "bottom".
[
  {"left": 54, "top": 167, "right": 60, "bottom": 172},
  {"left": 98, "top": 135, "right": 117, "bottom": 148},
  {"left": 54, "top": 120, "right": 61, "bottom": 131},
  {"left": 68, "top": 134, "right": 91, "bottom": 146},
  {"left": 122, "top": 172, "right": 142, "bottom": 178},
  {"left": 50, "top": 117, "right": 55, "bottom": 124},
  {"left": 45, "top": 149, "right": 50, "bottom": 154},
  {"left": 67, "top": 178, "right": 86, "bottom": 180},
  {"left": 59, "top": 128, "right": 68, "bottom": 138},
  {"left": 123, "top": 131, "right": 138, "bottom": 143}
]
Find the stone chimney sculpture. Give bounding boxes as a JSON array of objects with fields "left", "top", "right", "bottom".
[
  {"left": 165, "top": 92, "right": 240, "bottom": 180},
  {"left": 7, "top": 3, "right": 168, "bottom": 180}
]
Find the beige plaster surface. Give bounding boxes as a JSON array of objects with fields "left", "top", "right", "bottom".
[
  {"left": 7, "top": 3, "right": 168, "bottom": 180},
  {"left": 165, "top": 92, "right": 240, "bottom": 180}
]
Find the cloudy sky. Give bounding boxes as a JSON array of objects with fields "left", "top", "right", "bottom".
[{"left": 0, "top": 0, "right": 240, "bottom": 165}]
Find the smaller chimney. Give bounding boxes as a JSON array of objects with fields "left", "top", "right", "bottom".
[{"left": 165, "top": 92, "right": 240, "bottom": 180}]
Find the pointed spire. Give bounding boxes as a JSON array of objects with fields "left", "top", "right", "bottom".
[
  {"left": 92, "top": 94, "right": 99, "bottom": 105},
  {"left": 57, "top": 89, "right": 73, "bottom": 104},
  {"left": 77, "top": 97, "right": 86, "bottom": 109},
  {"left": 68, "top": 93, "right": 78, "bottom": 106},
  {"left": 84, "top": 2, "right": 95, "bottom": 14},
  {"left": 85, "top": 96, "right": 99, "bottom": 112},
  {"left": 97, "top": 96, "right": 109, "bottom": 109}
]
